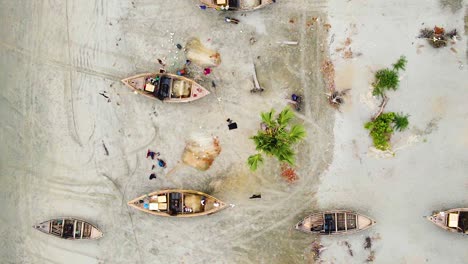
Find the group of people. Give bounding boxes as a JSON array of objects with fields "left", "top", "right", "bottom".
[{"left": 147, "top": 149, "right": 167, "bottom": 180}]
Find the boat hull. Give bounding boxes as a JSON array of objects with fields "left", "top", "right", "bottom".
[
  {"left": 33, "top": 217, "right": 103, "bottom": 240},
  {"left": 426, "top": 208, "right": 468, "bottom": 234},
  {"left": 199, "top": 0, "right": 274, "bottom": 11},
  {"left": 128, "top": 189, "right": 227, "bottom": 217},
  {"left": 121, "top": 73, "right": 209, "bottom": 103},
  {"left": 295, "top": 210, "right": 376, "bottom": 235}
]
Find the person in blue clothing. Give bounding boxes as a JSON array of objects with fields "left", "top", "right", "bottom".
[{"left": 157, "top": 158, "right": 166, "bottom": 168}]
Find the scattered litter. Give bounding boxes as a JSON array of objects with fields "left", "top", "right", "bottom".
[
  {"left": 249, "top": 194, "right": 261, "bottom": 199},
  {"left": 176, "top": 43, "right": 182, "bottom": 49},
  {"left": 199, "top": 5, "right": 207, "bottom": 10},
  {"left": 277, "top": 40, "right": 298, "bottom": 46},
  {"left": 157, "top": 58, "right": 166, "bottom": 66},
  {"left": 418, "top": 26, "right": 460, "bottom": 48},
  {"left": 224, "top": 17, "right": 240, "bottom": 24},
  {"left": 149, "top": 173, "right": 157, "bottom": 180},
  {"left": 203, "top": 68, "right": 211, "bottom": 75},
  {"left": 311, "top": 241, "right": 326, "bottom": 261},
  {"left": 343, "top": 241, "right": 354, "bottom": 256},
  {"left": 227, "top": 118, "right": 238, "bottom": 130},
  {"left": 102, "top": 141, "right": 109, "bottom": 156},
  {"left": 366, "top": 250, "right": 376, "bottom": 262},
  {"left": 99, "top": 92, "right": 109, "bottom": 99},
  {"left": 281, "top": 164, "right": 298, "bottom": 183}
]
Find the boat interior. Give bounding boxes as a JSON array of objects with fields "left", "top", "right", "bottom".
[
  {"left": 45, "top": 219, "right": 93, "bottom": 239},
  {"left": 207, "top": 0, "right": 267, "bottom": 8},
  {"left": 136, "top": 191, "right": 219, "bottom": 216},
  {"left": 128, "top": 75, "right": 192, "bottom": 100},
  {"left": 300, "top": 212, "right": 359, "bottom": 234},
  {"left": 447, "top": 211, "right": 468, "bottom": 233}
]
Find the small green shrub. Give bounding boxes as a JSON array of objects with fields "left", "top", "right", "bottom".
[
  {"left": 372, "top": 56, "right": 407, "bottom": 97},
  {"left": 365, "top": 112, "right": 395, "bottom": 150},
  {"left": 393, "top": 113, "right": 409, "bottom": 131}
]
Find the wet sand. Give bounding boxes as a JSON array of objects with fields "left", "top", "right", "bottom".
[{"left": 317, "top": 0, "right": 468, "bottom": 263}]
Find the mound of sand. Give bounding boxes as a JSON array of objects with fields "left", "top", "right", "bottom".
[
  {"left": 182, "top": 134, "right": 221, "bottom": 171},
  {"left": 185, "top": 38, "right": 221, "bottom": 67}
]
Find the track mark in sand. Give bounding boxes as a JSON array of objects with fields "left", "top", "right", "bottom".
[
  {"left": 64, "top": 0, "right": 83, "bottom": 147},
  {"left": 0, "top": 41, "right": 123, "bottom": 81},
  {"left": 101, "top": 171, "right": 144, "bottom": 264}
]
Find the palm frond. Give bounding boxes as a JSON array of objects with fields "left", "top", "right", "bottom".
[
  {"left": 261, "top": 109, "right": 276, "bottom": 127},
  {"left": 247, "top": 154, "right": 263, "bottom": 171},
  {"left": 392, "top": 56, "right": 407, "bottom": 71},
  {"left": 277, "top": 107, "right": 295, "bottom": 127},
  {"left": 288, "top": 124, "right": 307, "bottom": 143}
]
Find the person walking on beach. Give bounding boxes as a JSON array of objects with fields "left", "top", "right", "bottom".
[
  {"left": 147, "top": 149, "right": 160, "bottom": 160},
  {"left": 157, "top": 158, "right": 167, "bottom": 168}
]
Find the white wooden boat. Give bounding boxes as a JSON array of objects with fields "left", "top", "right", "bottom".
[
  {"left": 200, "top": 0, "right": 274, "bottom": 11},
  {"left": 296, "top": 210, "right": 376, "bottom": 235},
  {"left": 128, "top": 189, "right": 227, "bottom": 217},
  {"left": 33, "top": 217, "right": 103, "bottom": 240},
  {"left": 121, "top": 73, "right": 209, "bottom": 103},
  {"left": 427, "top": 208, "right": 468, "bottom": 234}
]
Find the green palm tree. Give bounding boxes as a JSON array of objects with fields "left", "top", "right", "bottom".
[{"left": 248, "top": 107, "right": 306, "bottom": 171}]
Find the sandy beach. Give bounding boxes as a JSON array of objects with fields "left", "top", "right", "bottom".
[{"left": 0, "top": 0, "right": 467, "bottom": 263}]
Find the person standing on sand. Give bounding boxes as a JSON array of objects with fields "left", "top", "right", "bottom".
[{"left": 157, "top": 158, "right": 167, "bottom": 168}]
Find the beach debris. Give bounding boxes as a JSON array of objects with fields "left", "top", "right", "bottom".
[
  {"left": 321, "top": 60, "right": 335, "bottom": 92},
  {"left": 277, "top": 40, "right": 299, "bottom": 46},
  {"left": 250, "top": 63, "right": 264, "bottom": 93},
  {"left": 99, "top": 91, "right": 111, "bottom": 102},
  {"left": 185, "top": 38, "right": 221, "bottom": 67},
  {"left": 149, "top": 173, "right": 157, "bottom": 180},
  {"left": 227, "top": 118, "right": 238, "bottom": 130},
  {"left": 311, "top": 241, "right": 327, "bottom": 261},
  {"left": 366, "top": 250, "right": 376, "bottom": 262},
  {"left": 102, "top": 141, "right": 109, "bottom": 156},
  {"left": 327, "top": 88, "right": 351, "bottom": 107},
  {"left": 364, "top": 236, "right": 372, "bottom": 249},
  {"left": 343, "top": 241, "right": 354, "bottom": 256},
  {"left": 224, "top": 17, "right": 240, "bottom": 24},
  {"left": 249, "top": 194, "right": 261, "bottom": 199},
  {"left": 418, "top": 26, "right": 460, "bottom": 48},
  {"left": 182, "top": 134, "right": 221, "bottom": 171},
  {"left": 280, "top": 163, "right": 298, "bottom": 183},
  {"left": 249, "top": 37, "right": 257, "bottom": 45},
  {"left": 176, "top": 43, "right": 182, "bottom": 49},
  {"left": 157, "top": 58, "right": 166, "bottom": 66}
]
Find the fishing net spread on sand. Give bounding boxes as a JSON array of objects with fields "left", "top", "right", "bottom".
[
  {"left": 182, "top": 134, "right": 221, "bottom": 171},
  {"left": 185, "top": 38, "right": 221, "bottom": 67}
]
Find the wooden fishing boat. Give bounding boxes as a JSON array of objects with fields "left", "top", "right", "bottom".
[
  {"left": 426, "top": 208, "right": 468, "bottom": 234},
  {"left": 128, "top": 189, "right": 227, "bottom": 217},
  {"left": 200, "top": 0, "right": 274, "bottom": 11},
  {"left": 33, "top": 217, "right": 103, "bottom": 240},
  {"left": 121, "top": 73, "right": 210, "bottom": 103},
  {"left": 295, "top": 210, "right": 376, "bottom": 235}
]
